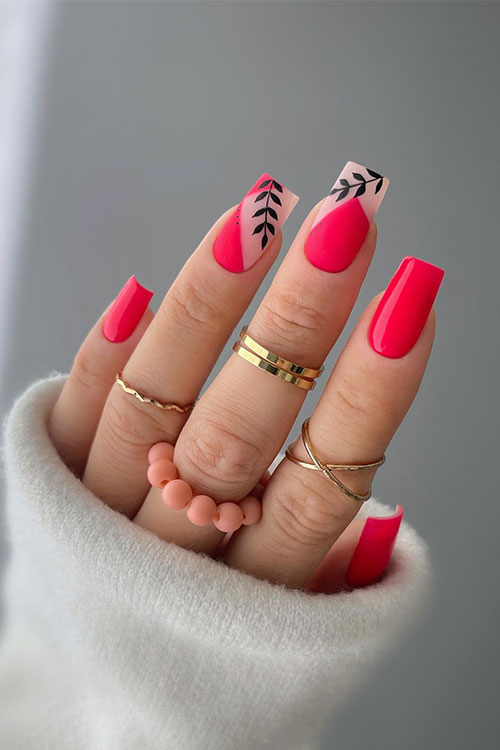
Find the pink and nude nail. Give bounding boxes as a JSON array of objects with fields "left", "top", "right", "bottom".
[
  {"left": 305, "top": 161, "right": 390, "bottom": 272},
  {"left": 213, "top": 174, "right": 299, "bottom": 272}
]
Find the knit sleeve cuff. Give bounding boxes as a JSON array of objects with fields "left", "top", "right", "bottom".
[{"left": 1, "top": 375, "right": 431, "bottom": 750}]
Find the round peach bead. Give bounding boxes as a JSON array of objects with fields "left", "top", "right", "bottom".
[
  {"left": 162, "top": 479, "right": 193, "bottom": 510},
  {"left": 186, "top": 495, "right": 217, "bottom": 526},
  {"left": 148, "top": 442, "right": 175, "bottom": 464},
  {"left": 213, "top": 502, "right": 245, "bottom": 533},
  {"left": 240, "top": 496, "right": 262, "bottom": 526},
  {"left": 147, "top": 459, "right": 178, "bottom": 488}
]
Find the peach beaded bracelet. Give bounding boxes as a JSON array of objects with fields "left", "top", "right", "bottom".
[{"left": 146, "top": 442, "right": 262, "bottom": 532}]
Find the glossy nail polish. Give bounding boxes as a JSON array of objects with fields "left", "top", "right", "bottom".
[
  {"left": 305, "top": 161, "right": 389, "bottom": 272},
  {"left": 213, "top": 174, "right": 299, "bottom": 272},
  {"left": 369, "top": 256, "right": 444, "bottom": 358},
  {"left": 345, "top": 505, "right": 404, "bottom": 588},
  {"left": 103, "top": 275, "right": 153, "bottom": 343}
]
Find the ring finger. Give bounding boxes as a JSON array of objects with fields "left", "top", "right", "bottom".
[{"left": 224, "top": 257, "right": 444, "bottom": 586}]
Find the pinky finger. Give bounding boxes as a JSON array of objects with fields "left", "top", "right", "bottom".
[
  {"left": 306, "top": 504, "right": 404, "bottom": 593},
  {"left": 48, "top": 275, "right": 154, "bottom": 475}
]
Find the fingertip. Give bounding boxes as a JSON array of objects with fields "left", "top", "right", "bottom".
[{"left": 367, "top": 256, "right": 444, "bottom": 359}]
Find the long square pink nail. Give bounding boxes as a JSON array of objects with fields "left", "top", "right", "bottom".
[
  {"left": 213, "top": 174, "right": 299, "bottom": 272},
  {"left": 369, "top": 256, "right": 444, "bottom": 358},
  {"left": 103, "top": 275, "right": 153, "bottom": 343},
  {"left": 305, "top": 161, "right": 389, "bottom": 272}
]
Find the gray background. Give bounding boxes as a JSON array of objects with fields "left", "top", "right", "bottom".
[{"left": 2, "top": 2, "right": 499, "bottom": 748}]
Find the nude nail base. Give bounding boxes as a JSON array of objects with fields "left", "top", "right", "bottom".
[
  {"left": 213, "top": 174, "right": 299, "bottom": 273},
  {"left": 305, "top": 160, "right": 389, "bottom": 272}
]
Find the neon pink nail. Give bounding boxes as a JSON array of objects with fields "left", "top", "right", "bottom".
[
  {"left": 213, "top": 174, "right": 299, "bottom": 272},
  {"left": 305, "top": 161, "right": 389, "bottom": 272},
  {"left": 369, "top": 256, "right": 444, "bottom": 358},
  {"left": 345, "top": 505, "right": 404, "bottom": 588},
  {"left": 103, "top": 275, "right": 153, "bottom": 343}
]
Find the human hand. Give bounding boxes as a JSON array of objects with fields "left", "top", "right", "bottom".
[{"left": 48, "top": 164, "right": 443, "bottom": 589}]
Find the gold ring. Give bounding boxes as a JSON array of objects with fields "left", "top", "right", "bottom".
[
  {"left": 285, "top": 419, "right": 386, "bottom": 502},
  {"left": 232, "top": 342, "right": 316, "bottom": 391},
  {"left": 239, "top": 326, "right": 324, "bottom": 379},
  {"left": 115, "top": 373, "right": 197, "bottom": 413}
]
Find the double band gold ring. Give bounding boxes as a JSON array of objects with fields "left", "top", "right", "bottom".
[{"left": 233, "top": 326, "right": 323, "bottom": 391}]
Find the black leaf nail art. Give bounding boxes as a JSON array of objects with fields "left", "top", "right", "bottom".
[
  {"left": 253, "top": 180, "right": 282, "bottom": 250},
  {"left": 329, "top": 168, "right": 385, "bottom": 203}
]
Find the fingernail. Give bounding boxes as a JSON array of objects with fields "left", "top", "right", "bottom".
[
  {"left": 103, "top": 275, "right": 153, "bottom": 343},
  {"left": 213, "top": 174, "right": 299, "bottom": 272},
  {"left": 369, "top": 256, "right": 445, "bottom": 358},
  {"left": 305, "top": 161, "right": 389, "bottom": 272},
  {"left": 345, "top": 505, "right": 404, "bottom": 588}
]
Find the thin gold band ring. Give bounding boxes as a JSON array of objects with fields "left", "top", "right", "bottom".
[
  {"left": 232, "top": 342, "right": 317, "bottom": 391},
  {"left": 115, "top": 373, "right": 197, "bottom": 413},
  {"left": 239, "top": 326, "right": 324, "bottom": 379},
  {"left": 285, "top": 419, "right": 386, "bottom": 502}
]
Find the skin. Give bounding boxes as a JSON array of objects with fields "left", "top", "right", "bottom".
[{"left": 48, "top": 198, "right": 436, "bottom": 589}]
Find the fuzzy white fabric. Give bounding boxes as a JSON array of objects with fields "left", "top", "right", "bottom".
[{"left": 0, "top": 375, "right": 431, "bottom": 750}]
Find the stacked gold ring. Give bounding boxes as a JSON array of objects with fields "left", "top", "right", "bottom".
[
  {"left": 285, "top": 419, "right": 386, "bottom": 502},
  {"left": 233, "top": 326, "right": 323, "bottom": 391},
  {"left": 239, "top": 327, "right": 323, "bottom": 378}
]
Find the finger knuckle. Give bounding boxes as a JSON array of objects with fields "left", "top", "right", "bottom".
[
  {"left": 180, "top": 415, "right": 263, "bottom": 493},
  {"left": 334, "top": 375, "right": 375, "bottom": 424},
  {"left": 71, "top": 346, "right": 103, "bottom": 395},
  {"left": 259, "top": 287, "right": 327, "bottom": 350},
  {"left": 168, "top": 278, "right": 225, "bottom": 336},
  {"left": 269, "top": 475, "right": 349, "bottom": 550},
  {"left": 101, "top": 394, "right": 167, "bottom": 461}
]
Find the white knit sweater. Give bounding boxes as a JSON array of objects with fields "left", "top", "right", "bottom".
[{"left": 0, "top": 376, "right": 431, "bottom": 750}]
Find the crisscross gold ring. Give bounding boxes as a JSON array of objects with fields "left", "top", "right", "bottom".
[{"left": 285, "top": 419, "right": 386, "bottom": 502}]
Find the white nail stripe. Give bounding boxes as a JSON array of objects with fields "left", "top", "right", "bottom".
[{"left": 313, "top": 161, "right": 389, "bottom": 229}]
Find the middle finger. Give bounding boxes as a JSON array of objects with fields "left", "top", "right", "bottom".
[{"left": 136, "top": 161, "right": 389, "bottom": 548}]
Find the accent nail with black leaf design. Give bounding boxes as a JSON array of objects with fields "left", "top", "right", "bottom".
[
  {"left": 305, "top": 161, "right": 389, "bottom": 273},
  {"left": 213, "top": 174, "right": 299, "bottom": 272}
]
